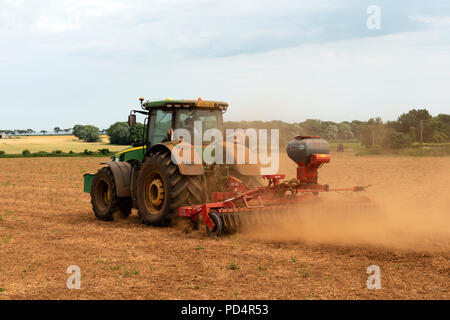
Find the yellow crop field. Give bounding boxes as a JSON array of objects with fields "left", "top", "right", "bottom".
[{"left": 0, "top": 135, "right": 127, "bottom": 154}]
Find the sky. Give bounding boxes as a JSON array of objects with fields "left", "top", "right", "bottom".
[{"left": 0, "top": 0, "right": 449, "bottom": 131}]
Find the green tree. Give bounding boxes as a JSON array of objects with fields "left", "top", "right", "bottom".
[
  {"left": 437, "top": 114, "right": 450, "bottom": 125},
  {"left": 408, "top": 127, "right": 416, "bottom": 142},
  {"left": 107, "top": 122, "right": 131, "bottom": 145},
  {"left": 382, "top": 128, "right": 411, "bottom": 149},
  {"left": 396, "top": 109, "right": 435, "bottom": 142},
  {"left": 81, "top": 125, "right": 101, "bottom": 142},
  {"left": 337, "top": 123, "right": 354, "bottom": 140},
  {"left": 426, "top": 118, "right": 449, "bottom": 143},
  {"left": 324, "top": 124, "right": 338, "bottom": 140},
  {"left": 73, "top": 125, "right": 85, "bottom": 139},
  {"left": 129, "top": 123, "right": 145, "bottom": 143},
  {"left": 300, "top": 119, "right": 324, "bottom": 136},
  {"left": 350, "top": 120, "right": 364, "bottom": 139},
  {"left": 397, "top": 109, "right": 432, "bottom": 133},
  {"left": 433, "top": 113, "right": 450, "bottom": 141},
  {"left": 360, "top": 118, "right": 384, "bottom": 148},
  {"left": 106, "top": 122, "right": 145, "bottom": 145}
]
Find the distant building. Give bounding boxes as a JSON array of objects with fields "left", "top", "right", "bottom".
[{"left": 0, "top": 134, "right": 3, "bottom": 139}]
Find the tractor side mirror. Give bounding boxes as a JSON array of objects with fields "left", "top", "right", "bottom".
[{"left": 128, "top": 114, "right": 136, "bottom": 127}]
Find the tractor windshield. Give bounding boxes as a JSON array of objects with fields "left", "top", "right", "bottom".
[{"left": 176, "top": 109, "right": 223, "bottom": 135}]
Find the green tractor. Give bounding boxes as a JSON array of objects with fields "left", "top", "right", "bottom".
[{"left": 83, "top": 98, "right": 261, "bottom": 227}]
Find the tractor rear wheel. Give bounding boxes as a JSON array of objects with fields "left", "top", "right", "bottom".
[
  {"left": 91, "top": 167, "right": 132, "bottom": 221},
  {"left": 137, "top": 151, "right": 206, "bottom": 227}
]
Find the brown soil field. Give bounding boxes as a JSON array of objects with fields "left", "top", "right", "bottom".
[{"left": 0, "top": 153, "right": 449, "bottom": 300}]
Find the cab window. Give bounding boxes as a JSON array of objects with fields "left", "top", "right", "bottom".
[
  {"left": 148, "top": 109, "right": 173, "bottom": 145},
  {"left": 176, "top": 109, "right": 221, "bottom": 133}
]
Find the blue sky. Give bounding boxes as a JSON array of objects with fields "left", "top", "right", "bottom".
[{"left": 0, "top": 0, "right": 449, "bottom": 130}]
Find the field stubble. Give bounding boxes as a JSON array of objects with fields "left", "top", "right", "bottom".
[{"left": 0, "top": 153, "right": 449, "bottom": 299}]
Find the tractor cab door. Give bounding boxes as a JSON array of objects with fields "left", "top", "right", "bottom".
[{"left": 148, "top": 109, "right": 173, "bottom": 146}]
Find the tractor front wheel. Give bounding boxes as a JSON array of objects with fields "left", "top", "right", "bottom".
[{"left": 91, "top": 167, "right": 132, "bottom": 221}]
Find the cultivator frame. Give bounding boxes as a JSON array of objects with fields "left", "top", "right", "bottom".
[{"left": 178, "top": 171, "right": 370, "bottom": 237}]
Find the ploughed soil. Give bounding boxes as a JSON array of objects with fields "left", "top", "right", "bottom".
[{"left": 0, "top": 153, "right": 449, "bottom": 299}]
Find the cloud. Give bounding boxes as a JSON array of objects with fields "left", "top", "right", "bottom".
[
  {"left": 3, "top": 0, "right": 445, "bottom": 61},
  {"left": 410, "top": 15, "right": 450, "bottom": 27},
  {"left": 0, "top": 0, "right": 449, "bottom": 129}
]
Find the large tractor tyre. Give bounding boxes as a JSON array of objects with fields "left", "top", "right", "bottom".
[
  {"left": 136, "top": 151, "right": 206, "bottom": 227},
  {"left": 91, "top": 167, "right": 132, "bottom": 221}
]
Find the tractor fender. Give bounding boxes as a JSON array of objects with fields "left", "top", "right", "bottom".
[
  {"left": 101, "top": 161, "right": 132, "bottom": 197},
  {"left": 147, "top": 143, "right": 204, "bottom": 175}
]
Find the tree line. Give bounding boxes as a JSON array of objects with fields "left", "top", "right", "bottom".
[
  {"left": 226, "top": 109, "right": 450, "bottom": 149},
  {"left": 0, "top": 127, "right": 75, "bottom": 135},
  {"left": 2, "top": 108, "right": 449, "bottom": 150},
  {"left": 69, "top": 123, "right": 144, "bottom": 144}
]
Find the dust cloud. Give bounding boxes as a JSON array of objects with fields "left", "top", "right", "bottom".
[
  {"left": 243, "top": 153, "right": 450, "bottom": 253},
  {"left": 242, "top": 193, "right": 450, "bottom": 252}
]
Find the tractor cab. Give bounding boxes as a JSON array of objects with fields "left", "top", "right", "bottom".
[{"left": 129, "top": 98, "right": 228, "bottom": 147}]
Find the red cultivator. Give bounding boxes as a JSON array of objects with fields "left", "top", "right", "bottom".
[{"left": 178, "top": 136, "right": 371, "bottom": 237}]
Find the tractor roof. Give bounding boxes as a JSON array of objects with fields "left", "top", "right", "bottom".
[{"left": 143, "top": 99, "right": 228, "bottom": 111}]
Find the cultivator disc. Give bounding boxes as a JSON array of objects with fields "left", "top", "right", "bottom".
[
  {"left": 213, "top": 207, "right": 282, "bottom": 235},
  {"left": 182, "top": 193, "right": 377, "bottom": 238},
  {"left": 219, "top": 208, "right": 242, "bottom": 233},
  {"left": 213, "top": 204, "right": 295, "bottom": 235}
]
